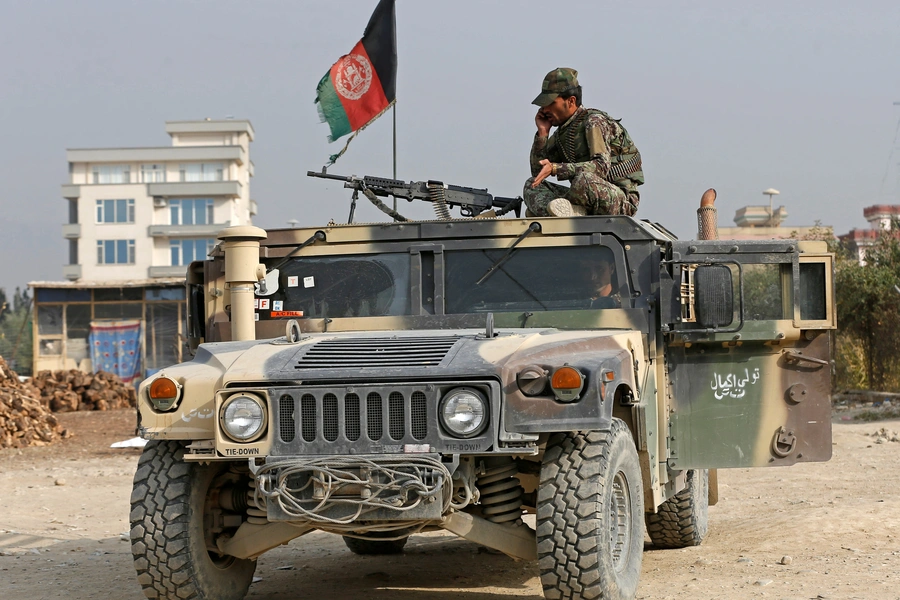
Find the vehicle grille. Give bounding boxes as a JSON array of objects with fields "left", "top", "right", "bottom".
[
  {"left": 274, "top": 386, "right": 433, "bottom": 455},
  {"left": 294, "top": 336, "right": 461, "bottom": 369}
]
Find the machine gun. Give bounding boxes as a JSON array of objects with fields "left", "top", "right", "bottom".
[{"left": 307, "top": 170, "right": 522, "bottom": 222}]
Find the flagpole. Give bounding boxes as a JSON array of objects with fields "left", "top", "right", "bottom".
[{"left": 392, "top": 103, "right": 397, "bottom": 213}]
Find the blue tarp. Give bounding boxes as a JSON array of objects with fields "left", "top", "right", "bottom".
[{"left": 89, "top": 319, "right": 142, "bottom": 384}]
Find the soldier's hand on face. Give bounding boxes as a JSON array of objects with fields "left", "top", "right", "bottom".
[
  {"left": 535, "top": 109, "right": 552, "bottom": 137},
  {"left": 532, "top": 159, "right": 554, "bottom": 187}
]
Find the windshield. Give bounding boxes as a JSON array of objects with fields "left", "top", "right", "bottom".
[
  {"left": 259, "top": 254, "right": 411, "bottom": 319},
  {"left": 445, "top": 246, "right": 621, "bottom": 313},
  {"left": 255, "top": 246, "right": 624, "bottom": 322}
]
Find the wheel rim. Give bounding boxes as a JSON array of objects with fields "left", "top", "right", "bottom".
[{"left": 608, "top": 470, "right": 632, "bottom": 572}]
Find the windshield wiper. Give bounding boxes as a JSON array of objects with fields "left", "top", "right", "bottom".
[
  {"left": 268, "top": 230, "right": 327, "bottom": 273},
  {"left": 476, "top": 222, "right": 541, "bottom": 285}
]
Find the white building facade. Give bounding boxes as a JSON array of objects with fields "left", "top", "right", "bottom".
[
  {"left": 61, "top": 120, "right": 256, "bottom": 281},
  {"left": 31, "top": 120, "right": 256, "bottom": 378}
]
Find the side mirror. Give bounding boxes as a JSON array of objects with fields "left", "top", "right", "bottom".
[{"left": 695, "top": 265, "right": 733, "bottom": 328}]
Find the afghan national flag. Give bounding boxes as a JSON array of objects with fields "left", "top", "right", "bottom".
[{"left": 316, "top": 0, "right": 397, "bottom": 143}]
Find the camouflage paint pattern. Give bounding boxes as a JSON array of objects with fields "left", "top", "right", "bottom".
[
  {"left": 666, "top": 331, "right": 832, "bottom": 470},
  {"left": 139, "top": 212, "right": 834, "bottom": 520}
]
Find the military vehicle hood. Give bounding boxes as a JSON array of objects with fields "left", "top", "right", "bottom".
[{"left": 214, "top": 327, "right": 641, "bottom": 385}]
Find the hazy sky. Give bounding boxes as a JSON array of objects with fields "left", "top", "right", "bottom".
[{"left": 1, "top": 0, "right": 899, "bottom": 293}]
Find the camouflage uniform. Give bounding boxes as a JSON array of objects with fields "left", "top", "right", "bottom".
[{"left": 525, "top": 68, "right": 644, "bottom": 217}]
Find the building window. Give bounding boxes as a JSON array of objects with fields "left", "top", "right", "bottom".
[
  {"left": 140, "top": 164, "right": 166, "bottom": 183},
  {"left": 68, "top": 199, "right": 78, "bottom": 224},
  {"left": 170, "top": 238, "right": 215, "bottom": 266},
  {"left": 92, "top": 165, "right": 131, "bottom": 184},
  {"left": 170, "top": 198, "right": 214, "bottom": 225},
  {"left": 95, "top": 199, "right": 135, "bottom": 223},
  {"left": 97, "top": 239, "right": 136, "bottom": 264},
  {"left": 179, "top": 163, "right": 224, "bottom": 182},
  {"left": 68, "top": 239, "right": 78, "bottom": 265}
]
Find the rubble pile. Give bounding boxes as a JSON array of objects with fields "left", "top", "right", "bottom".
[
  {"left": 866, "top": 428, "right": 900, "bottom": 444},
  {"left": 31, "top": 369, "right": 137, "bottom": 412},
  {"left": 0, "top": 357, "right": 69, "bottom": 449}
]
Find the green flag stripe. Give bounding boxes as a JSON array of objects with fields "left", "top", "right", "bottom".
[{"left": 315, "top": 72, "right": 352, "bottom": 142}]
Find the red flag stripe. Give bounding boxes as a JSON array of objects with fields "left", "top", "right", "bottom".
[{"left": 328, "top": 41, "right": 390, "bottom": 132}]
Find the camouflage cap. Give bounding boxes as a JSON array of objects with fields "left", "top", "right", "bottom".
[{"left": 532, "top": 68, "right": 579, "bottom": 107}]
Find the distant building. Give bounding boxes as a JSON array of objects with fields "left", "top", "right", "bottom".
[
  {"left": 717, "top": 204, "right": 831, "bottom": 241},
  {"left": 30, "top": 119, "right": 256, "bottom": 380},
  {"left": 838, "top": 205, "right": 900, "bottom": 264},
  {"left": 61, "top": 119, "right": 256, "bottom": 281}
]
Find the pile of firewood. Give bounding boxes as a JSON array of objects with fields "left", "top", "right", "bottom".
[
  {"left": 31, "top": 369, "right": 137, "bottom": 412},
  {"left": 0, "top": 357, "right": 70, "bottom": 449}
]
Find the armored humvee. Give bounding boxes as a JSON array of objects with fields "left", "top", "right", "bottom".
[{"left": 131, "top": 206, "right": 835, "bottom": 600}]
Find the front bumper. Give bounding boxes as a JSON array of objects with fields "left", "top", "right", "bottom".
[{"left": 252, "top": 453, "right": 451, "bottom": 523}]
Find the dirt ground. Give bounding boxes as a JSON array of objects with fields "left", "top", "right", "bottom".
[{"left": 1, "top": 409, "right": 898, "bottom": 600}]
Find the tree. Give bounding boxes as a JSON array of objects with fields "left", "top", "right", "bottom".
[
  {"left": 0, "top": 285, "right": 33, "bottom": 375},
  {"left": 835, "top": 221, "right": 900, "bottom": 391}
]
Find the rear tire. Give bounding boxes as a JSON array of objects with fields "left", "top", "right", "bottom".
[
  {"left": 130, "top": 440, "right": 256, "bottom": 600},
  {"left": 537, "top": 421, "right": 644, "bottom": 600},
  {"left": 342, "top": 532, "right": 409, "bottom": 555},
  {"left": 645, "top": 469, "right": 709, "bottom": 549}
]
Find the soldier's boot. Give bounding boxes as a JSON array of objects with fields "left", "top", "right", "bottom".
[{"left": 547, "top": 198, "right": 587, "bottom": 217}]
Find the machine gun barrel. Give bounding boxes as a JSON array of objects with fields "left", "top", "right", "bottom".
[{"left": 306, "top": 170, "right": 521, "bottom": 218}]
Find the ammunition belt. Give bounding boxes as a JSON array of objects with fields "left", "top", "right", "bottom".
[
  {"left": 559, "top": 109, "right": 589, "bottom": 164},
  {"left": 608, "top": 152, "right": 642, "bottom": 181}
]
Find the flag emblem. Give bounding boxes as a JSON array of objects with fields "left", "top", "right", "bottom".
[
  {"left": 335, "top": 54, "right": 373, "bottom": 101},
  {"left": 315, "top": 0, "right": 396, "bottom": 164}
]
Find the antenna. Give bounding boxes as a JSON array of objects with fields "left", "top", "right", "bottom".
[{"left": 880, "top": 102, "right": 900, "bottom": 201}]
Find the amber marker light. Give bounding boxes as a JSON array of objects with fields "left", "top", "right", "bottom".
[
  {"left": 148, "top": 376, "right": 182, "bottom": 412},
  {"left": 550, "top": 365, "right": 585, "bottom": 402}
]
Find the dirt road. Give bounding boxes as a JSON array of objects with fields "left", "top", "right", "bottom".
[{"left": 1, "top": 409, "right": 898, "bottom": 600}]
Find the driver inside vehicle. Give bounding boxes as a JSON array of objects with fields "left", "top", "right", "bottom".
[{"left": 587, "top": 255, "right": 620, "bottom": 309}]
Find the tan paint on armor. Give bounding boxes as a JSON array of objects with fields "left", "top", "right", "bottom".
[{"left": 751, "top": 352, "right": 789, "bottom": 467}]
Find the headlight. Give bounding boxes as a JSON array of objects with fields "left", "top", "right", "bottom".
[
  {"left": 439, "top": 388, "right": 488, "bottom": 438},
  {"left": 220, "top": 393, "right": 267, "bottom": 442},
  {"left": 148, "top": 375, "right": 182, "bottom": 412}
]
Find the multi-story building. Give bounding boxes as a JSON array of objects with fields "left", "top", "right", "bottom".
[
  {"left": 61, "top": 119, "right": 256, "bottom": 280},
  {"left": 30, "top": 119, "right": 255, "bottom": 380},
  {"left": 838, "top": 205, "right": 900, "bottom": 264}
]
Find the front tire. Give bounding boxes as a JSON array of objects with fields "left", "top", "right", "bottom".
[
  {"left": 537, "top": 421, "right": 644, "bottom": 600},
  {"left": 645, "top": 469, "right": 709, "bottom": 549},
  {"left": 130, "top": 440, "right": 256, "bottom": 600}
]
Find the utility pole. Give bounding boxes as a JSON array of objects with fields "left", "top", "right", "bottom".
[{"left": 882, "top": 103, "right": 900, "bottom": 202}]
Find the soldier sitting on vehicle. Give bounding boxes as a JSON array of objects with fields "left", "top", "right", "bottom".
[{"left": 524, "top": 67, "right": 644, "bottom": 218}]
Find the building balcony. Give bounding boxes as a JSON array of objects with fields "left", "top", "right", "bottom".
[
  {"left": 66, "top": 145, "right": 245, "bottom": 165},
  {"left": 148, "top": 223, "right": 230, "bottom": 237},
  {"left": 148, "top": 180, "right": 242, "bottom": 198},
  {"left": 63, "top": 264, "right": 82, "bottom": 280},
  {"left": 62, "top": 223, "right": 81, "bottom": 239},
  {"left": 149, "top": 265, "right": 188, "bottom": 278},
  {"left": 61, "top": 184, "right": 81, "bottom": 199}
]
